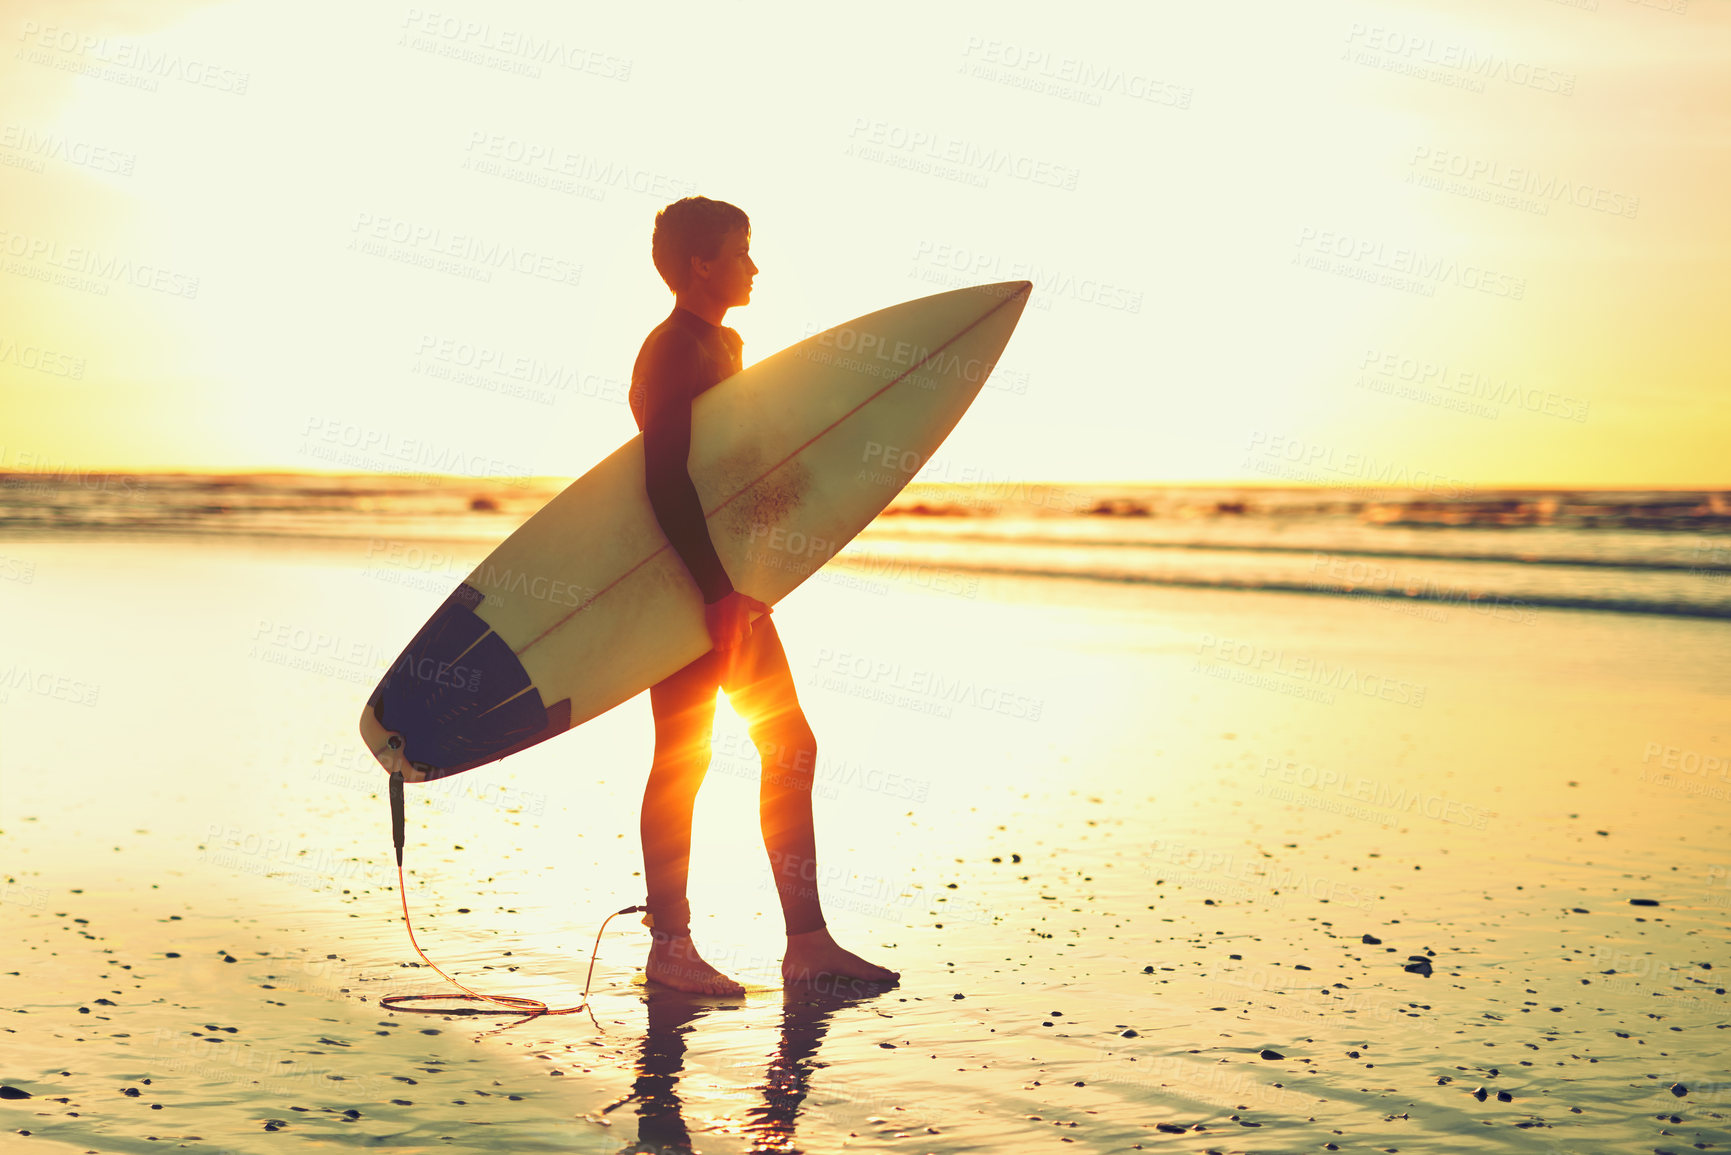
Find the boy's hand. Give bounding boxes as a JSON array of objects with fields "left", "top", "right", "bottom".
[{"left": 704, "top": 590, "right": 772, "bottom": 654}]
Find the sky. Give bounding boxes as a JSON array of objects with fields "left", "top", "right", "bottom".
[{"left": 0, "top": 0, "right": 1726, "bottom": 486}]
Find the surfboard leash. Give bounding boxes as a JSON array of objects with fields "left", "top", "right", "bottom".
[{"left": 380, "top": 770, "right": 646, "bottom": 1021}]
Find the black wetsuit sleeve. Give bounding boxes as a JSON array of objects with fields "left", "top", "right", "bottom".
[{"left": 639, "top": 332, "right": 735, "bottom": 604}]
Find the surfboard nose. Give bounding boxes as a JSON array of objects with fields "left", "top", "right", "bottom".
[
  {"left": 359, "top": 705, "right": 420, "bottom": 782},
  {"left": 980, "top": 279, "right": 1033, "bottom": 304},
  {"left": 972, "top": 280, "right": 1033, "bottom": 330}
]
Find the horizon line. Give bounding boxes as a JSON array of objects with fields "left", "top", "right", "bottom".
[{"left": 0, "top": 467, "right": 1724, "bottom": 492}]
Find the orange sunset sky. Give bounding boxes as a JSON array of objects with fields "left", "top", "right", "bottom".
[{"left": 1, "top": 0, "right": 1726, "bottom": 486}]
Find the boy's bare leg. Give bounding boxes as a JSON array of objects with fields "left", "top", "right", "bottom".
[
  {"left": 726, "top": 619, "right": 899, "bottom": 986},
  {"left": 641, "top": 653, "right": 744, "bottom": 996}
]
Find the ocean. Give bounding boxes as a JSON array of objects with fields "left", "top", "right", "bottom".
[{"left": 4, "top": 470, "right": 1727, "bottom": 620}]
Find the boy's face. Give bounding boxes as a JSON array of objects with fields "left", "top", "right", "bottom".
[{"left": 694, "top": 226, "right": 757, "bottom": 307}]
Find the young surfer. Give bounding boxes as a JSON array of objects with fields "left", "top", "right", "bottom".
[{"left": 630, "top": 196, "right": 899, "bottom": 994}]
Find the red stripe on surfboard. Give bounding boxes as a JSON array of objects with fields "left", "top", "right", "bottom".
[{"left": 514, "top": 282, "right": 1030, "bottom": 660}]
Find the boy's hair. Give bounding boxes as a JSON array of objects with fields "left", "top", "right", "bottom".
[{"left": 652, "top": 196, "right": 749, "bottom": 293}]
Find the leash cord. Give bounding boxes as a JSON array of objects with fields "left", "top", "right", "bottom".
[{"left": 379, "top": 771, "right": 644, "bottom": 1021}]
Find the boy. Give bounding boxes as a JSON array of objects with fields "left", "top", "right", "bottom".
[{"left": 630, "top": 196, "right": 898, "bottom": 994}]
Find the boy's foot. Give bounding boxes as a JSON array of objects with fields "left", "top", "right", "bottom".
[
  {"left": 782, "top": 927, "right": 900, "bottom": 985},
  {"left": 645, "top": 935, "right": 745, "bottom": 996}
]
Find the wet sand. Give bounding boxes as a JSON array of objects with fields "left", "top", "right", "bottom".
[{"left": 3, "top": 535, "right": 1729, "bottom": 1152}]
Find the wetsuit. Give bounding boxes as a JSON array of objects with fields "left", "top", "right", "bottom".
[{"left": 631, "top": 305, "right": 827, "bottom": 941}]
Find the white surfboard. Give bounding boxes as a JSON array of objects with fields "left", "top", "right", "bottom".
[{"left": 361, "top": 280, "right": 1032, "bottom": 781}]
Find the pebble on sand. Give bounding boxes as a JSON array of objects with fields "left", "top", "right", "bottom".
[
  {"left": 1628, "top": 899, "right": 1660, "bottom": 907},
  {"left": 0, "top": 1086, "right": 31, "bottom": 1100},
  {"left": 1404, "top": 958, "right": 1433, "bottom": 977},
  {"left": 1361, "top": 934, "right": 1382, "bottom": 945},
  {"left": 1670, "top": 1083, "right": 1688, "bottom": 1097},
  {"left": 1258, "top": 1049, "right": 1284, "bottom": 1060}
]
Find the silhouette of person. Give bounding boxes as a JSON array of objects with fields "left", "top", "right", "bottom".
[{"left": 629, "top": 197, "right": 898, "bottom": 995}]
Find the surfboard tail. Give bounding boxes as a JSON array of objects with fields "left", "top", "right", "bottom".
[{"left": 360, "top": 583, "right": 570, "bottom": 783}]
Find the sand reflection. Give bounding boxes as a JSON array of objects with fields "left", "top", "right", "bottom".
[{"left": 607, "top": 979, "right": 893, "bottom": 1154}]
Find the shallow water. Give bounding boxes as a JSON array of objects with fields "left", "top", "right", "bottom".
[{"left": 3, "top": 536, "right": 1729, "bottom": 1152}]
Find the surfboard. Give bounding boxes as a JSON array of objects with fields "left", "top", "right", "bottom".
[{"left": 360, "top": 280, "right": 1032, "bottom": 782}]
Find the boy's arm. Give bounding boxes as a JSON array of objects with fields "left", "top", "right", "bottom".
[{"left": 638, "top": 332, "right": 736, "bottom": 605}]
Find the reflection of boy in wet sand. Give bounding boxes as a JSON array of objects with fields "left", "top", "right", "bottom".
[
  {"left": 630, "top": 196, "right": 898, "bottom": 994},
  {"left": 613, "top": 983, "right": 876, "bottom": 1149}
]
